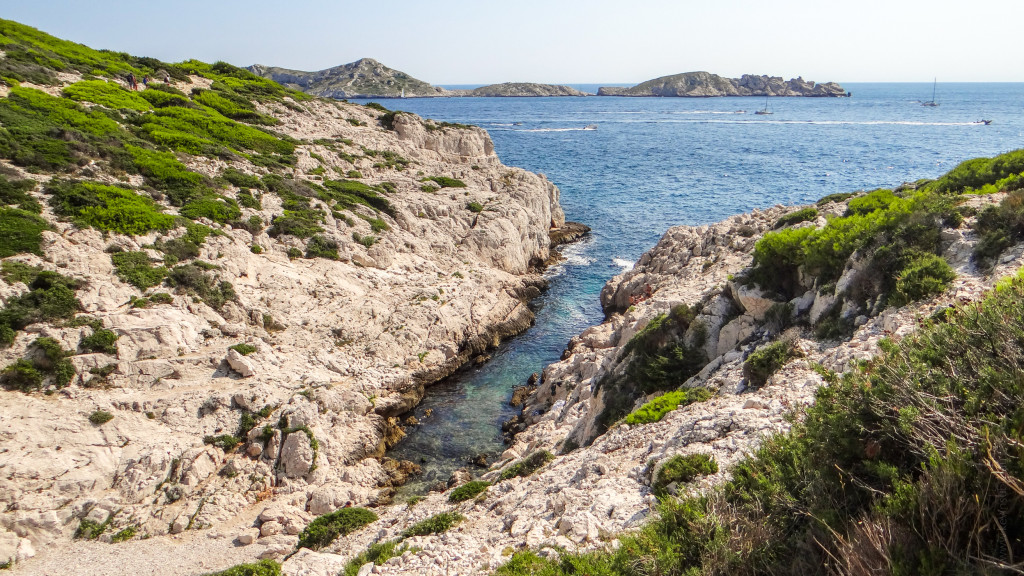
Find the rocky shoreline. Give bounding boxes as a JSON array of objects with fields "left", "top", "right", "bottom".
[{"left": 598, "top": 71, "right": 849, "bottom": 97}]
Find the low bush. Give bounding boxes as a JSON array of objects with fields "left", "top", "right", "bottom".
[
  {"left": 972, "top": 189, "right": 1024, "bottom": 265},
  {"left": 126, "top": 145, "right": 209, "bottom": 206},
  {"left": 166, "top": 264, "right": 235, "bottom": 310},
  {"left": 236, "top": 190, "right": 261, "bottom": 209},
  {"left": 499, "top": 450, "right": 554, "bottom": 481},
  {"left": 0, "top": 207, "right": 48, "bottom": 257},
  {"left": 449, "top": 480, "right": 491, "bottom": 502},
  {"left": 201, "top": 560, "right": 281, "bottom": 576},
  {"left": 0, "top": 359, "right": 42, "bottom": 391},
  {"left": 625, "top": 387, "right": 713, "bottom": 425},
  {"left": 297, "top": 507, "right": 378, "bottom": 550},
  {"left": 0, "top": 175, "right": 42, "bottom": 212},
  {"left": 742, "top": 339, "right": 796, "bottom": 386},
  {"left": 88, "top": 409, "right": 114, "bottom": 425},
  {"left": 0, "top": 270, "right": 81, "bottom": 346},
  {"left": 320, "top": 179, "right": 395, "bottom": 217},
  {"left": 889, "top": 252, "right": 956, "bottom": 306},
  {"left": 926, "top": 148, "right": 1024, "bottom": 194},
  {"left": 421, "top": 176, "right": 466, "bottom": 188},
  {"left": 773, "top": 206, "right": 817, "bottom": 228},
  {"left": 652, "top": 453, "right": 718, "bottom": 496},
  {"left": 74, "top": 516, "right": 110, "bottom": 540},
  {"left": 401, "top": 512, "right": 464, "bottom": 538},
  {"left": 46, "top": 180, "right": 175, "bottom": 235},
  {"left": 466, "top": 201, "right": 484, "bottom": 213},
  {"left": 110, "top": 526, "right": 137, "bottom": 543},
  {"left": 352, "top": 232, "right": 376, "bottom": 248},
  {"left": 203, "top": 434, "right": 240, "bottom": 451},
  {"left": 111, "top": 251, "right": 167, "bottom": 289},
  {"left": 79, "top": 328, "right": 118, "bottom": 354},
  {"left": 62, "top": 80, "right": 152, "bottom": 112},
  {"left": 179, "top": 195, "right": 241, "bottom": 224},
  {"left": 816, "top": 191, "right": 856, "bottom": 205},
  {"left": 305, "top": 235, "right": 339, "bottom": 260},
  {"left": 221, "top": 168, "right": 265, "bottom": 190},
  {"left": 341, "top": 540, "right": 418, "bottom": 576},
  {"left": 229, "top": 343, "right": 256, "bottom": 356}
]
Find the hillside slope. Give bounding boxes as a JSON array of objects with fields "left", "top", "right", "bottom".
[
  {"left": 0, "top": 19, "right": 573, "bottom": 573},
  {"left": 248, "top": 58, "right": 446, "bottom": 99}
]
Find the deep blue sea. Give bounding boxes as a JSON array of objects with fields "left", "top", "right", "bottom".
[{"left": 355, "top": 83, "right": 1024, "bottom": 492}]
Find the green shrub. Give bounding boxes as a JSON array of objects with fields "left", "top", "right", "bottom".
[
  {"left": 499, "top": 450, "right": 554, "bottom": 481},
  {"left": 346, "top": 170, "right": 362, "bottom": 179},
  {"left": 466, "top": 201, "right": 484, "bottom": 213},
  {"left": 305, "top": 235, "right": 339, "bottom": 260},
  {"left": 846, "top": 189, "right": 901, "bottom": 216},
  {"left": 126, "top": 146, "right": 209, "bottom": 206},
  {"left": 166, "top": 264, "right": 235, "bottom": 310},
  {"left": 0, "top": 359, "right": 42, "bottom": 391},
  {"left": 236, "top": 190, "right": 261, "bottom": 209},
  {"left": 927, "top": 148, "right": 1024, "bottom": 194},
  {"left": 297, "top": 507, "right": 378, "bottom": 550},
  {"left": 743, "top": 339, "right": 796, "bottom": 386},
  {"left": 0, "top": 207, "right": 48, "bottom": 257},
  {"left": 352, "top": 232, "right": 376, "bottom": 248},
  {"left": 110, "top": 526, "right": 137, "bottom": 542},
  {"left": 286, "top": 247, "right": 302, "bottom": 260},
  {"left": 62, "top": 80, "right": 152, "bottom": 111},
  {"left": 149, "top": 292, "right": 173, "bottom": 305},
  {"left": 180, "top": 195, "right": 241, "bottom": 223},
  {"left": 816, "top": 191, "right": 856, "bottom": 205},
  {"left": 111, "top": 251, "right": 167, "bottom": 289},
  {"left": 342, "top": 540, "right": 418, "bottom": 576},
  {"left": 0, "top": 175, "right": 42, "bottom": 212},
  {"left": 79, "top": 328, "right": 118, "bottom": 354},
  {"left": 401, "top": 512, "right": 464, "bottom": 538},
  {"left": 320, "top": 179, "right": 395, "bottom": 217},
  {"left": 229, "top": 343, "right": 256, "bottom": 356},
  {"left": 201, "top": 560, "right": 281, "bottom": 576},
  {"left": 972, "top": 190, "right": 1024, "bottom": 265},
  {"left": 421, "top": 176, "right": 466, "bottom": 188},
  {"left": 136, "top": 105, "right": 293, "bottom": 157},
  {"left": 46, "top": 180, "right": 175, "bottom": 235},
  {"left": 0, "top": 271, "right": 81, "bottom": 344},
  {"left": 890, "top": 252, "right": 956, "bottom": 306},
  {"left": 653, "top": 453, "right": 718, "bottom": 495},
  {"left": 773, "top": 207, "right": 817, "bottom": 228},
  {"left": 625, "top": 387, "right": 713, "bottom": 425},
  {"left": 203, "top": 434, "right": 240, "bottom": 451},
  {"left": 138, "top": 88, "right": 192, "bottom": 109},
  {"left": 88, "top": 410, "right": 114, "bottom": 425},
  {"left": 221, "top": 168, "right": 265, "bottom": 190},
  {"left": 74, "top": 516, "right": 110, "bottom": 540},
  {"left": 250, "top": 244, "right": 263, "bottom": 254},
  {"left": 449, "top": 480, "right": 491, "bottom": 502}
]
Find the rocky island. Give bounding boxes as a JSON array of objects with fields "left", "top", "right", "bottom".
[
  {"left": 598, "top": 71, "right": 849, "bottom": 97},
  {"left": 250, "top": 60, "right": 589, "bottom": 99}
]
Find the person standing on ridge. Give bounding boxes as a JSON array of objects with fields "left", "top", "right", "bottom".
[
  {"left": 127, "top": 72, "right": 136, "bottom": 91},
  {"left": 142, "top": 75, "right": 149, "bottom": 89}
]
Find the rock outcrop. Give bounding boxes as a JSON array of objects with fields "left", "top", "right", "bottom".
[
  {"left": 447, "top": 83, "right": 590, "bottom": 97},
  {"left": 598, "top": 71, "right": 848, "bottom": 97},
  {"left": 249, "top": 59, "right": 447, "bottom": 99}
]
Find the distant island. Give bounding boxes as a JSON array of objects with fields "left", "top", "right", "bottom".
[
  {"left": 249, "top": 59, "right": 586, "bottom": 98},
  {"left": 598, "top": 71, "right": 849, "bottom": 97}
]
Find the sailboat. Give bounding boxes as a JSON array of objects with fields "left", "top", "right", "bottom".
[
  {"left": 754, "top": 95, "right": 773, "bottom": 115},
  {"left": 921, "top": 78, "right": 938, "bottom": 107}
]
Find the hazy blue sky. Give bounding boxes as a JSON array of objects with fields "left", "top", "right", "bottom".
[{"left": 5, "top": 0, "right": 1024, "bottom": 83}]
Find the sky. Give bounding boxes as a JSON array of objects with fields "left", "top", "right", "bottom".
[{"left": 5, "top": 0, "right": 1024, "bottom": 84}]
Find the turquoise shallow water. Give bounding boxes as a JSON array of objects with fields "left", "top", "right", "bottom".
[{"left": 357, "top": 83, "right": 1024, "bottom": 492}]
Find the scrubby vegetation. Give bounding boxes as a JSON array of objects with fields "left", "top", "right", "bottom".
[
  {"left": 166, "top": 263, "right": 235, "bottom": 310},
  {"left": 972, "top": 189, "right": 1024, "bottom": 265},
  {"left": 773, "top": 206, "right": 817, "bottom": 228},
  {"left": 46, "top": 180, "right": 175, "bottom": 234},
  {"left": 111, "top": 251, "right": 167, "bottom": 289},
  {"left": 342, "top": 540, "right": 419, "bottom": 576},
  {"left": 202, "top": 560, "right": 281, "bottom": 576},
  {"left": 88, "top": 409, "right": 114, "bottom": 425},
  {"left": 742, "top": 338, "right": 798, "bottom": 386},
  {"left": 297, "top": 507, "right": 378, "bottom": 550},
  {"left": 79, "top": 328, "right": 118, "bottom": 355},
  {"left": 625, "top": 387, "right": 713, "bottom": 425},
  {"left": 179, "top": 195, "right": 241, "bottom": 224},
  {"left": 0, "top": 207, "right": 48, "bottom": 257},
  {"left": 652, "top": 453, "right": 718, "bottom": 497},
  {"left": 499, "top": 450, "right": 554, "bottom": 481},
  {"left": 402, "top": 512, "right": 464, "bottom": 538},
  {"left": 494, "top": 276, "right": 1024, "bottom": 576},
  {"left": 449, "top": 480, "right": 491, "bottom": 502},
  {"left": 228, "top": 343, "right": 256, "bottom": 356},
  {"left": 62, "top": 80, "right": 153, "bottom": 112},
  {"left": 422, "top": 176, "right": 466, "bottom": 189},
  {"left": 305, "top": 234, "right": 339, "bottom": 260},
  {"left": 0, "top": 269, "right": 81, "bottom": 347}
]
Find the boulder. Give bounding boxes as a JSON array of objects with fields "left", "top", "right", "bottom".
[
  {"left": 226, "top": 348, "right": 256, "bottom": 378},
  {"left": 279, "top": 431, "right": 315, "bottom": 478}
]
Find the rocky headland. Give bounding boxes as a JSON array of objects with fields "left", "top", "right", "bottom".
[
  {"left": 250, "top": 60, "right": 589, "bottom": 99},
  {"left": 248, "top": 59, "right": 447, "bottom": 99},
  {"left": 598, "top": 71, "right": 848, "bottom": 97}
]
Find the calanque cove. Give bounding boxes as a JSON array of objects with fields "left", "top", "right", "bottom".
[{"left": 3, "top": 17, "right": 1024, "bottom": 576}]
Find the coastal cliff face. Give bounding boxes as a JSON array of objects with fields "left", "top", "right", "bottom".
[
  {"left": 598, "top": 71, "right": 848, "bottom": 97},
  {"left": 249, "top": 59, "right": 447, "bottom": 99},
  {"left": 0, "top": 20, "right": 573, "bottom": 572}
]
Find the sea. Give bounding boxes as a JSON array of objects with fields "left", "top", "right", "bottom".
[{"left": 353, "top": 82, "right": 1024, "bottom": 493}]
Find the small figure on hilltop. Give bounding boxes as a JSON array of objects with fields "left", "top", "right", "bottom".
[
  {"left": 164, "top": 72, "right": 170, "bottom": 84},
  {"left": 142, "top": 75, "right": 149, "bottom": 89},
  {"left": 126, "top": 72, "right": 136, "bottom": 91}
]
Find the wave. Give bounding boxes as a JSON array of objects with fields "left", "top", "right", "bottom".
[{"left": 612, "top": 258, "right": 635, "bottom": 271}]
